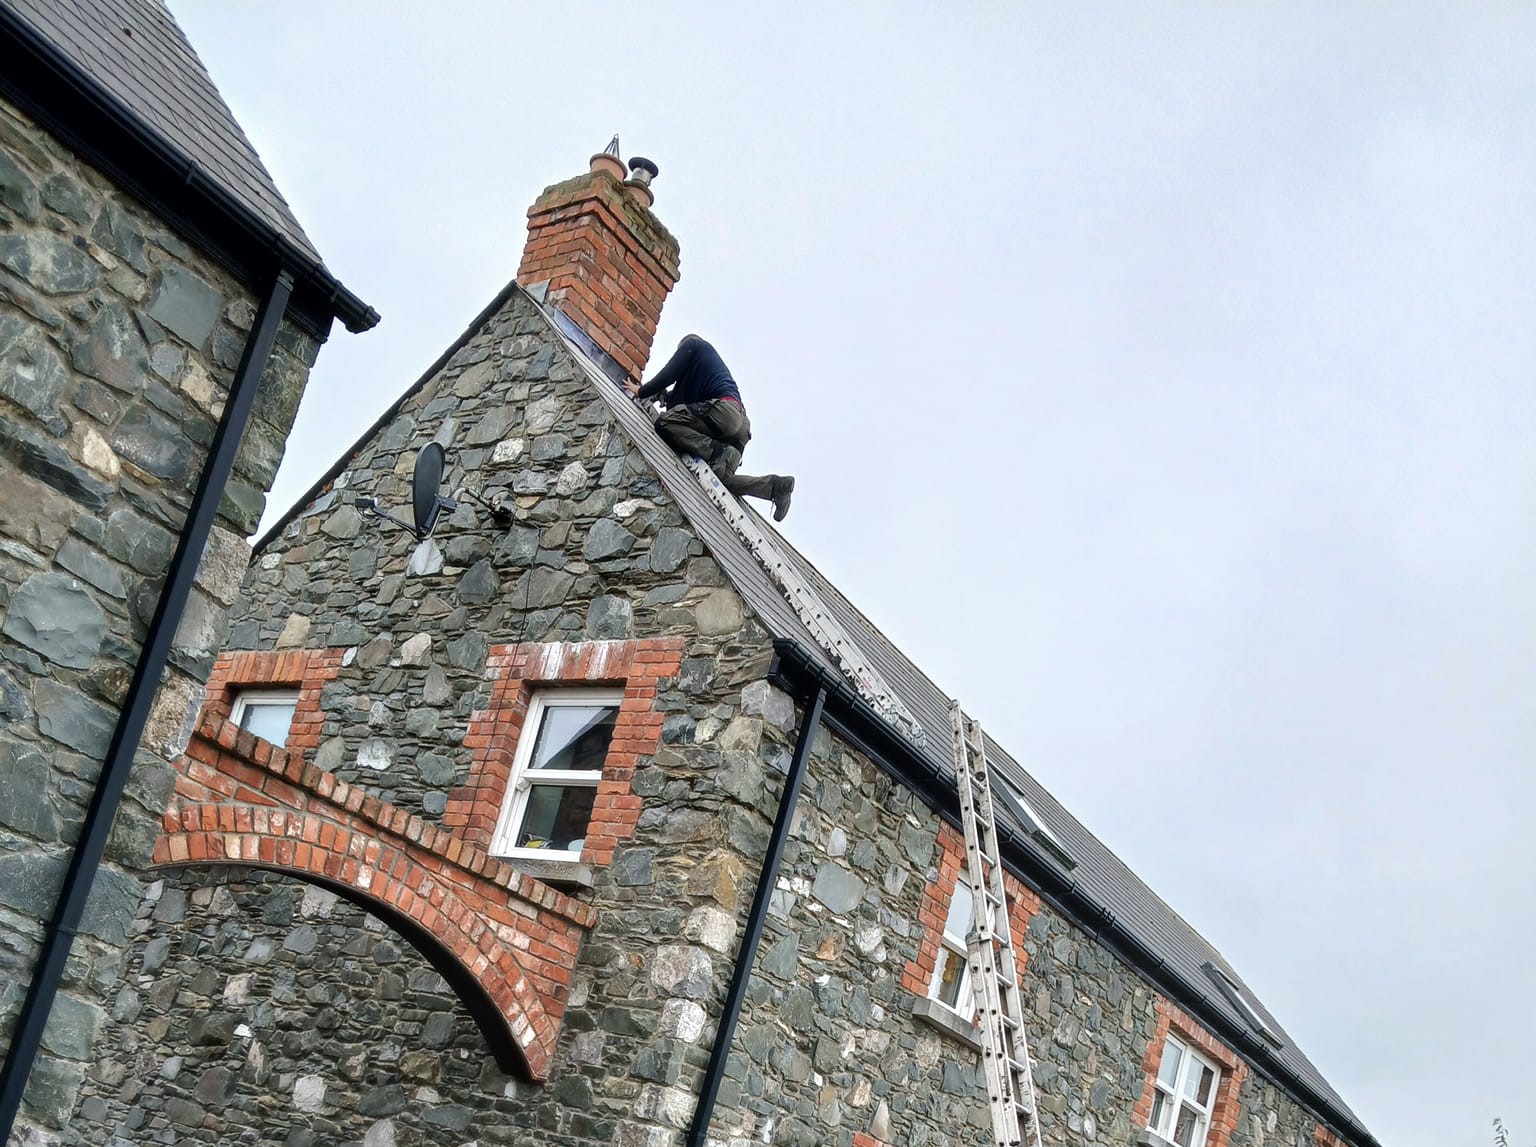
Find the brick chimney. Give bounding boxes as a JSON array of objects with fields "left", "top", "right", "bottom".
[{"left": 517, "top": 142, "right": 681, "bottom": 382}]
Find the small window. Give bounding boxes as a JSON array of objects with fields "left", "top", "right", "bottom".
[
  {"left": 1203, "top": 962, "right": 1280, "bottom": 1045},
  {"left": 230, "top": 689, "right": 299, "bottom": 747},
  {"left": 1148, "top": 1034, "right": 1220, "bottom": 1147},
  {"left": 490, "top": 689, "right": 620, "bottom": 860},
  {"left": 993, "top": 773, "right": 1075, "bottom": 870},
  {"left": 928, "top": 880, "right": 975, "bottom": 1013}
]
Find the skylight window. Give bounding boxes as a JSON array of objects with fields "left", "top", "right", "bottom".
[
  {"left": 993, "top": 773, "right": 1075, "bottom": 870},
  {"left": 1202, "top": 962, "right": 1281, "bottom": 1046}
]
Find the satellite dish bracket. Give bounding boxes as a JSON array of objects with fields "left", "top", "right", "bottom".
[{"left": 353, "top": 443, "right": 461, "bottom": 541}]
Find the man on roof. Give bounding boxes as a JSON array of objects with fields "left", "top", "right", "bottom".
[{"left": 624, "top": 334, "right": 796, "bottom": 521}]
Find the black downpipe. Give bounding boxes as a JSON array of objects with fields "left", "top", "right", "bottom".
[
  {"left": 0, "top": 271, "right": 295, "bottom": 1142},
  {"left": 685, "top": 685, "right": 827, "bottom": 1147}
]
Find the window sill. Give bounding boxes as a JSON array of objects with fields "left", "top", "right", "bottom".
[
  {"left": 1136, "top": 1131, "right": 1175, "bottom": 1147},
  {"left": 911, "top": 997, "right": 982, "bottom": 1051},
  {"left": 501, "top": 854, "right": 595, "bottom": 889}
]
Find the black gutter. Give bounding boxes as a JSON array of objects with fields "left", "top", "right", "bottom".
[
  {"left": 0, "top": 7, "right": 377, "bottom": 339},
  {"left": 254, "top": 278, "right": 526, "bottom": 552},
  {"left": 766, "top": 639, "right": 1380, "bottom": 1147},
  {"left": 685, "top": 685, "right": 827, "bottom": 1147},
  {"left": 0, "top": 271, "right": 296, "bottom": 1143}
]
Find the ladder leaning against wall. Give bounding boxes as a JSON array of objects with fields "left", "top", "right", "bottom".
[
  {"left": 680, "top": 442, "right": 1041, "bottom": 1145},
  {"left": 951, "top": 700, "right": 1045, "bottom": 1147}
]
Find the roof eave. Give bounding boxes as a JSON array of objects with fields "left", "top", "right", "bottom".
[{"left": 0, "top": 7, "right": 378, "bottom": 339}]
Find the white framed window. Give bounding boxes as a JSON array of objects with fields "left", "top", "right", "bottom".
[
  {"left": 928, "top": 879, "right": 975, "bottom": 1014},
  {"left": 230, "top": 688, "right": 299, "bottom": 747},
  {"left": 489, "top": 689, "right": 621, "bottom": 861},
  {"left": 1148, "top": 1033, "right": 1220, "bottom": 1147}
]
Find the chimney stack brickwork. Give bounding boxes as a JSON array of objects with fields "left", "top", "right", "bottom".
[{"left": 517, "top": 167, "right": 681, "bottom": 382}]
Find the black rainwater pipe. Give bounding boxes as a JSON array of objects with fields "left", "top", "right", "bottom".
[
  {"left": 0, "top": 270, "right": 296, "bottom": 1142},
  {"left": 685, "top": 684, "right": 827, "bottom": 1147}
]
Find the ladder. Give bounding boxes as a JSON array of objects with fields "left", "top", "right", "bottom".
[
  {"left": 951, "top": 699, "right": 1045, "bottom": 1147},
  {"left": 683, "top": 455, "right": 927, "bottom": 748}
]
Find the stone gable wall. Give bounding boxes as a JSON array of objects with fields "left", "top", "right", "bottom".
[
  {"left": 0, "top": 93, "right": 320, "bottom": 1133},
  {"left": 228, "top": 288, "right": 756, "bottom": 832}
]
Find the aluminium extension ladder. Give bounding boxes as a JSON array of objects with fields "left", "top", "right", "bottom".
[
  {"left": 682, "top": 455, "right": 927, "bottom": 748},
  {"left": 951, "top": 699, "right": 1045, "bottom": 1147}
]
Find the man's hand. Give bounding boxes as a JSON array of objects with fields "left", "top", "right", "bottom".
[{"left": 622, "top": 379, "right": 641, "bottom": 398}]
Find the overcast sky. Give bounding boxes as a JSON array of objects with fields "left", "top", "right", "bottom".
[{"left": 171, "top": 4, "right": 1535, "bottom": 1144}]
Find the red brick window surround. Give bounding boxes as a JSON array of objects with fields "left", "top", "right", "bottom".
[
  {"left": 1315, "top": 1126, "right": 1347, "bottom": 1147},
  {"left": 204, "top": 649, "right": 343, "bottom": 758},
  {"left": 1133, "top": 998, "right": 1249, "bottom": 1147},
  {"left": 446, "top": 639, "right": 683, "bottom": 867},
  {"left": 901, "top": 821, "right": 1043, "bottom": 1009}
]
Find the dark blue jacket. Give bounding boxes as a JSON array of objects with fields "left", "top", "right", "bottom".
[{"left": 636, "top": 335, "right": 742, "bottom": 408}]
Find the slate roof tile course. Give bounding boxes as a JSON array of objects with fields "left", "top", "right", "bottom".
[{"left": 4, "top": 0, "right": 323, "bottom": 264}]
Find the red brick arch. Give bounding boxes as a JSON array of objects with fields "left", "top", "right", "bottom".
[{"left": 152, "top": 712, "right": 596, "bottom": 1080}]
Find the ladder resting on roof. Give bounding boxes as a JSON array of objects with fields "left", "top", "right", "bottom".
[
  {"left": 682, "top": 456, "right": 926, "bottom": 747},
  {"left": 952, "top": 699, "right": 1045, "bottom": 1147}
]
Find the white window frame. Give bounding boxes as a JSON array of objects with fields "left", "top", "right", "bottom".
[
  {"left": 927, "top": 878, "right": 976, "bottom": 1016},
  {"left": 229, "top": 688, "right": 300, "bottom": 746},
  {"left": 1147, "top": 1033, "right": 1221, "bottom": 1147},
  {"left": 489, "top": 688, "right": 621, "bottom": 863}
]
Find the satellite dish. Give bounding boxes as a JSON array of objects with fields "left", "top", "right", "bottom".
[
  {"left": 413, "top": 443, "right": 448, "bottom": 538},
  {"left": 354, "top": 443, "right": 509, "bottom": 541}
]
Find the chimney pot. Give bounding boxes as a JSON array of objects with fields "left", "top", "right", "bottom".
[
  {"left": 589, "top": 136, "right": 626, "bottom": 181},
  {"left": 627, "top": 156, "right": 659, "bottom": 186},
  {"left": 624, "top": 156, "right": 659, "bottom": 207}
]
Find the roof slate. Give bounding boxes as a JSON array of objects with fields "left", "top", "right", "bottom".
[
  {"left": 550, "top": 306, "right": 1370, "bottom": 1141},
  {"left": 4, "top": 0, "right": 323, "bottom": 264}
]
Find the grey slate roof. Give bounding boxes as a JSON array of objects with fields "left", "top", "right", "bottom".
[
  {"left": 4, "top": 0, "right": 323, "bottom": 263},
  {"left": 551, "top": 304, "right": 1371, "bottom": 1143}
]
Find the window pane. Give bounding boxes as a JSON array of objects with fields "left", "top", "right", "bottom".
[
  {"left": 239, "top": 701, "right": 296, "bottom": 745},
  {"left": 1185, "top": 1061, "right": 1215, "bottom": 1107},
  {"left": 1173, "top": 1103, "right": 1206, "bottom": 1147},
  {"left": 516, "top": 783, "right": 598, "bottom": 852},
  {"left": 530, "top": 704, "right": 617, "bottom": 771},
  {"left": 1149, "top": 1093, "right": 1167, "bottom": 1134},
  {"left": 942, "top": 881, "right": 974, "bottom": 945},
  {"left": 933, "top": 945, "right": 968, "bottom": 1008},
  {"left": 1156, "top": 1039, "right": 1183, "bottom": 1092}
]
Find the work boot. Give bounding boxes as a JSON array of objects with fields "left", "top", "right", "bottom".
[{"left": 771, "top": 476, "right": 795, "bottom": 522}]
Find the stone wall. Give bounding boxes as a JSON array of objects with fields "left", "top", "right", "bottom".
[{"left": 0, "top": 92, "right": 320, "bottom": 1134}]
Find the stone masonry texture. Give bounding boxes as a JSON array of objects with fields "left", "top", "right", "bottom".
[
  {"left": 58, "top": 283, "right": 1357, "bottom": 1147},
  {"left": 0, "top": 92, "right": 320, "bottom": 1136}
]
